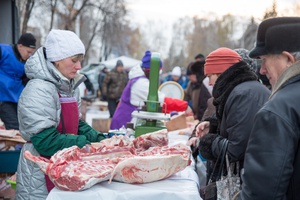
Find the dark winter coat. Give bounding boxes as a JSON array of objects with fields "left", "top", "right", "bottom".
[
  {"left": 199, "top": 61, "right": 271, "bottom": 182},
  {"left": 238, "top": 61, "right": 300, "bottom": 200}
]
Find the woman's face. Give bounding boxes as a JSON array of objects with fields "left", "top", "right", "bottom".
[
  {"left": 55, "top": 54, "right": 84, "bottom": 80},
  {"left": 172, "top": 75, "right": 180, "bottom": 82},
  {"left": 259, "top": 52, "right": 293, "bottom": 88},
  {"left": 207, "top": 74, "right": 219, "bottom": 86}
]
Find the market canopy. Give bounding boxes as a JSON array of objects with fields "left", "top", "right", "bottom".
[{"left": 101, "top": 56, "right": 142, "bottom": 71}]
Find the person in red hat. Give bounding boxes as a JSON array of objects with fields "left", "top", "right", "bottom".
[
  {"left": 191, "top": 47, "right": 270, "bottom": 192},
  {"left": 237, "top": 17, "right": 300, "bottom": 200}
]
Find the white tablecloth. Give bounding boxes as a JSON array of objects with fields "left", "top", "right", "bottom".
[{"left": 46, "top": 130, "right": 202, "bottom": 200}]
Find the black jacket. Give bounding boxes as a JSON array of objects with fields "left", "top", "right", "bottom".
[
  {"left": 239, "top": 61, "right": 300, "bottom": 200},
  {"left": 199, "top": 61, "right": 270, "bottom": 182}
]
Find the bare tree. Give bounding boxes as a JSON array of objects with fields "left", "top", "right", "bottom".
[
  {"left": 216, "top": 14, "right": 238, "bottom": 48},
  {"left": 19, "top": 0, "right": 292, "bottom": 67},
  {"left": 89, "top": 1, "right": 129, "bottom": 61},
  {"left": 187, "top": 17, "right": 211, "bottom": 59},
  {"left": 49, "top": 0, "right": 58, "bottom": 31},
  {"left": 166, "top": 17, "right": 193, "bottom": 72},
  {"left": 282, "top": 2, "right": 300, "bottom": 16},
  {"left": 263, "top": 0, "right": 278, "bottom": 20},
  {"left": 239, "top": 17, "right": 258, "bottom": 50},
  {"left": 167, "top": 14, "right": 238, "bottom": 71},
  {"left": 126, "top": 28, "right": 142, "bottom": 59},
  {"left": 50, "top": 0, "right": 89, "bottom": 31},
  {"left": 20, "top": 0, "right": 35, "bottom": 34},
  {"left": 22, "top": 0, "right": 131, "bottom": 64}
]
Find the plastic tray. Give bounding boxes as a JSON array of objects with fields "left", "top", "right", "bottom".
[{"left": 0, "top": 150, "right": 21, "bottom": 173}]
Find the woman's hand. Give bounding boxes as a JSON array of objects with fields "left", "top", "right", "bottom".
[
  {"left": 185, "top": 106, "right": 194, "bottom": 116},
  {"left": 195, "top": 121, "right": 210, "bottom": 138},
  {"left": 186, "top": 137, "right": 199, "bottom": 147}
]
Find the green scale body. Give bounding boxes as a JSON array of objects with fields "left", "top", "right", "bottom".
[{"left": 134, "top": 53, "right": 168, "bottom": 137}]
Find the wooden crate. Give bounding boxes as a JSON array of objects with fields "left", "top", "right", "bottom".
[
  {"left": 92, "top": 118, "right": 111, "bottom": 133},
  {"left": 165, "top": 114, "right": 187, "bottom": 131}
]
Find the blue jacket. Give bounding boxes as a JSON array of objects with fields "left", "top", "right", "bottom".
[
  {"left": 0, "top": 44, "right": 25, "bottom": 102},
  {"left": 163, "top": 74, "right": 188, "bottom": 89}
]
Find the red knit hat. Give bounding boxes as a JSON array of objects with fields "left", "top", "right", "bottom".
[{"left": 204, "top": 47, "right": 241, "bottom": 75}]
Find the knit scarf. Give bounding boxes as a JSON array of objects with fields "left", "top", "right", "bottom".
[{"left": 213, "top": 61, "right": 258, "bottom": 122}]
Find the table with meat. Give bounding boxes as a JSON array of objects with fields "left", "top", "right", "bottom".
[{"left": 29, "top": 120, "right": 201, "bottom": 200}]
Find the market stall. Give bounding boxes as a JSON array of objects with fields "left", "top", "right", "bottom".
[
  {"left": 46, "top": 130, "right": 202, "bottom": 200},
  {"left": 0, "top": 129, "right": 25, "bottom": 199}
]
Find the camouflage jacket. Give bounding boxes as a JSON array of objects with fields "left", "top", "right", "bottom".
[{"left": 101, "top": 68, "right": 128, "bottom": 99}]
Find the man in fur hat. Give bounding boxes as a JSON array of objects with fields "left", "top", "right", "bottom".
[
  {"left": 237, "top": 17, "right": 300, "bottom": 200},
  {"left": 184, "top": 59, "right": 213, "bottom": 121}
]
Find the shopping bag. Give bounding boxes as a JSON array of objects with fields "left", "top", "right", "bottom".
[
  {"left": 216, "top": 154, "right": 241, "bottom": 200},
  {"left": 200, "top": 181, "right": 217, "bottom": 200},
  {"left": 200, "top": 139, "right": 228, "bottom": 200}
]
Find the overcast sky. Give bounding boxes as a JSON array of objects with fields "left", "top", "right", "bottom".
[
  {"left": 126, "top": 0, "right": 297, "bottom": 25},
  {"left": 123, "top": 0, "right": 298, "bottom": 59}
]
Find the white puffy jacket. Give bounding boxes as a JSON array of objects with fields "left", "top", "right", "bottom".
[{"left": 15, "top": 47, "right": 85, "bottom": 200}]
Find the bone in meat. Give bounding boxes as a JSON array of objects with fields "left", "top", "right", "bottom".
[{"left": 133, "top": 129, "right": 168, "bottom": 151}]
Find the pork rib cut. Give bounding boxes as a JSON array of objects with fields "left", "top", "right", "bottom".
[
  {"left": 24, "top": 131, "right": 191, "bottom": 191},
  {"left": 109, "top": 143, "right": 191, "bottom": 184},
  {"left": 24, "top": 147, "right": 124, "bottom": 191},
  {"left": 133, "top": 129, "right": 168, "bottom": 152}
]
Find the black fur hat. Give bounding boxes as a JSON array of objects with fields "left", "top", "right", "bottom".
[
  {"left": 194, "top": 53, "right": 205, "bottom": 60},
  {"left": 249, "top": 17, "right": 300, "bottom": 58},
  {"left": 189, "top": 60, "right": 205, "bottom": 75},
  {"left": 186, "top": 62, "right": 194, "bottom": 75}
]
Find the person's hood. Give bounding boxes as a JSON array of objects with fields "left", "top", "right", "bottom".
[
  {"left": 25, "top": 47, "right": 86, "bottom": 94},
  {"left": 128, "top": 64, "right": 145, "bottom": 79}
]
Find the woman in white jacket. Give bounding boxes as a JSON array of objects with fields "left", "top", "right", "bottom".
[
  {"left": 110, "top": 50, "right": 190, "bottom": 130},
  {"left": 16, "top": 30, "right": 106, "bottom": 200}
]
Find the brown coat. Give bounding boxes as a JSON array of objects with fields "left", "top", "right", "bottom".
[
  {"left": 201, "top": 97, "right": 215, "bottom": 121},
  {"left": 184, "top": 81, "right": 201, "bottom": 116}
]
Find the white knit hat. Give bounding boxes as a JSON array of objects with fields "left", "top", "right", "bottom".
[
  {"left": 172, "top": 66, "right": 181, "bottom": 76},
  {"left": 46, "top": 29, "right": 85, "bottom": 62}
]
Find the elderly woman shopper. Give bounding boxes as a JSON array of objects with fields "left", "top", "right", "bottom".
[
  {"left": 194, "top": 47, "right": 270, "bottom": 184},
  {"left": 16, "top": 30, "right": 106, "bottom": 200}
]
